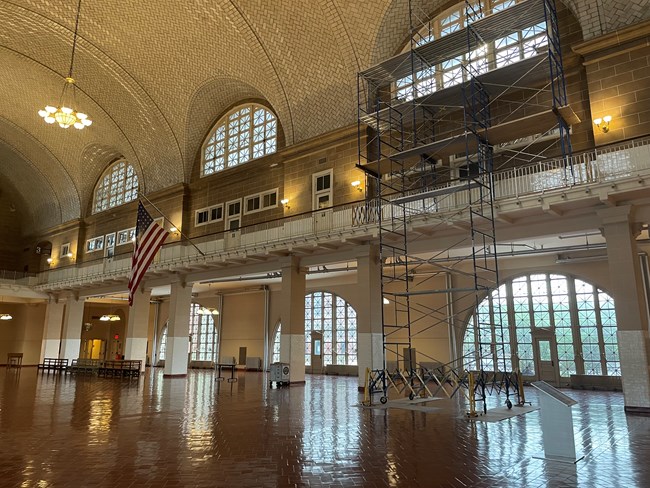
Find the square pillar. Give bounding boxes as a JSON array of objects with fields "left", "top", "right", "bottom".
[
  {"left": 164, "top": 280, "right": 193, "bottom": 377},
  {"left": 125, "top": 288, "right": 152, "bottom": 372},
  {"left": 41, "top": 298, "right": 65, "bottom": 361},
  {"left": 280, "top": 256, "right": 306, "bottom": 384},
  {"left": 60, "top": 294, "right": 85, "bottom": 362},
  {"left": 599, "top": 206, "right": 650, "bottom": 412},
  {"left": 356, "top": 245, "right": 384, "bottom": 389}
]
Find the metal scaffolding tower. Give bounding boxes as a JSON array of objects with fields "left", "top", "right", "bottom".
[{"left": 357, "top": 0, "right": 575, "bottom": 409}]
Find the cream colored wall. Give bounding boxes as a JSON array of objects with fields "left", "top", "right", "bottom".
[
  {"left": 219, "top": 290, "right": 266, "bottom": 364},
  {"left": 0, "top": 303, "right": 46, "bottom": 365}
]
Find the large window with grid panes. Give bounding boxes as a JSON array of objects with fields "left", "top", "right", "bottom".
[
  {"left": 202, "top": 103, "right": 277, "bottom": 176},
  {"left": 93, "top": 160, "right": 139, "bottom": 214},
  {"left": 304, "top": 292, "right": 357, "bottom": 366},
  {"left": 394, "top": 0, "right": 547, "bottom": 101},
  {"left": 189, "top": 303, "right": 219, "bottom": 361},
  {"left": 462, "top": 273, "right": 620, "bottom": 382}
]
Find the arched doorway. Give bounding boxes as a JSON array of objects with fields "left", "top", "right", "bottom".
[{"left": 462, "top": 273, "right": 620, "bottom": 386}]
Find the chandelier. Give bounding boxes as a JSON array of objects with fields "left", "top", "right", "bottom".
[
  {"left": 99, "top": 314, "right": 120, "bottom": 322},
  {"left": 37, "top": 0, "right": 92, "bottom": 130}
]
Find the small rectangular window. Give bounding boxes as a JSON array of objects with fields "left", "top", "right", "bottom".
[
  {"left": 86, "top": 239, "right": 95, "bottom": 253},
  {"left": 61, "top": 243, "right": 70, "bottom": 257},
  {"left": 195, "top": 208, "right": 209, "bottom": 226},
  {"left": 210, "top": 206, "right": 223, "bottom": 222},
  {"left": 228, "top": 201, "right": 241, "bottom": 216},
  {"left": 226, "top": 199, "right": 242, "bottom": 231},
  {"left": 94, "top": 236, "right": 105, "bottom": 251},
  {"left": 262, "top": 190, "right": 277, "bottom": 208},
  {"left": 246, "top": 196, "right": 261, "bottom": 213},
  {"left": 105, "top": 233, "right": 116, "bottom": 248},
  {"left": 117, "top": 229, "right": 132, "bottom": 246}
]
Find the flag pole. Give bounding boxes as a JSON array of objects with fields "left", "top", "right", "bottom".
[{"left": 138, "top": 193, "right": 205, "bottom": 257}]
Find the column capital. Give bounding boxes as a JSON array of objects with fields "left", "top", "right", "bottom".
[
  {"left": 597, "top": 205, "right": 633, "bottom": 225},
  {"left": 279, "top": 255, "right": 302, "bottom": 271}
]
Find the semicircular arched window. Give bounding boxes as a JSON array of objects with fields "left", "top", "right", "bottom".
[
  {"left": 462, "top": 273, "right": 620, "bottom": 385},
  {"left": 395, "top": 0, "right": 547, "bottom": 100},
  {"left": 202, "top": 103, "right": 277, "bottom": 176},
  {"left": 305, "top": 291, "right": 358, "bottom": 367},
  {"left": 92, "top": 160, "right": 139, "bottom": 214}
]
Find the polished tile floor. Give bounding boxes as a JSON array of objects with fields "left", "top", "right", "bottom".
[{"left": 0, "top": 367, "right": 648, "bottom": 487}]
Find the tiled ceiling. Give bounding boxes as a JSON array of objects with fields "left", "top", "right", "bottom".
[{"left": 0, "top": 0, "right": 647, "bottom": 235}]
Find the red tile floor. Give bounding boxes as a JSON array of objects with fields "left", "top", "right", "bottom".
[{"left": 0, "top": 367, "right": 648, "bottom": 487}]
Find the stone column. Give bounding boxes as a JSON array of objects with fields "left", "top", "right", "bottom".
[
  {"left": 164, "top": 280, "right": 193, "bottom": 378},
  {"left": 60, "top": 294, "right": 85, "bottom": 362},
  {"left": 599, "top": 205, "right": 650, "bottom": 412},
  {"left": 41, "top": 298, "right": 65, "bottom": 361},
  {"left": 124, "top": 288, "right": 152, "bottom": 372},
  {"left": 280, "top": 256, "right": 306, "bottom": 384},
  {"left": 356, "top": 245, "right": 385, "bottom": 390}
]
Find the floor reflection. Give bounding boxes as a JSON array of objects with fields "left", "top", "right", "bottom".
[{"left": 0, "top": 369, "right": 648, "bottom": 487}]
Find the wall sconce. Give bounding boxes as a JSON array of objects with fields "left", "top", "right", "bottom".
[
  {"left": 593, "top": 115, "right": 612, "bottom": 133},
  {"left": 0, "top": 313, "right": 12, "bottom": 321},
  {"left": 46, "top": 257, "right": 53, "bottom": 264},
  {"left": 66, "top": 252, "right": 73, "bottom": 259},
  {"left": 351, "top": 180, "right": 363, "bottom": 192},
  {"left": 170, "top": 226, "right": 180, "bottom": 236},
  {"left": 280, "top": 198, "right": 290, "bottom": 210}
]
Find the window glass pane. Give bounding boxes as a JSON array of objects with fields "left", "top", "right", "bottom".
[
  {"left": 463, "top": 273, "right": 619, "bottom": 380},
  {"left": 93, "top": 161, "right": 138, "bottom": 214}
]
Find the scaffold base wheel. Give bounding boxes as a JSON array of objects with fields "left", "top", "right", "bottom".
[
  {"left": 380, "top": 396, "right": 388, "bottom": 404},
  {"left": 506, "top": 399, "right": 513, "bottom": 410},
  {"left": 408, "top": 392, "right": 415, "bottom": 401}
]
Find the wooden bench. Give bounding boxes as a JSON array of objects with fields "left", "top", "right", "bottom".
[
  {"left": 37, "top": 358, "right": 68, "bottom": 373},
  {"left": 67, "top": 358, "right": 103, "bottom": 374},
  {"left": 98, "top": 360, "right": 142, "bottom": 378}
]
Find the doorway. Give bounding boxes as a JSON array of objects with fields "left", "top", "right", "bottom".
[
  {"left": 533, "top": 334, "right": 559, "bottom": 386},
  {"left": 82, "top": 339, "right": 106, "bottom": 360},
  {"left": 311, "top": 331, "right": 323, "bottom": 374}
]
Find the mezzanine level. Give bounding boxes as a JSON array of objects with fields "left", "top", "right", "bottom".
[{"left": 24, "top": 136, "right": 650, "bottom": 295}]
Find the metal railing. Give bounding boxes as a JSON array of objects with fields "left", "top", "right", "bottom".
[{"left": 35, "top": 137, "right": 650, "bottom": 289}]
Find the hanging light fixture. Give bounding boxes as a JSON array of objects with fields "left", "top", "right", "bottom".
[
  {"left": 197, "top": 307, "right": 219, "bottom": 315},
  {"left": 99, "top": 314, "right": 120, "bottom": 322},
  {"left": 37, "top": 0, "right": 92, "bottom": 130}
]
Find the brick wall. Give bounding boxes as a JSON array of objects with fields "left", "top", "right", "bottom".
[{"left": 574, "top": 21, "right": 650, "bottom": 145}]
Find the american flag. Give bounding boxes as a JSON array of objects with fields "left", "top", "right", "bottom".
[{"left": 128, "top": 202, "right": 169, "bottom": 306}]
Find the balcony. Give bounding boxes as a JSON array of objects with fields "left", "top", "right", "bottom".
[{"left": 32, "top": 137, "right": 650, "bottom": 293}]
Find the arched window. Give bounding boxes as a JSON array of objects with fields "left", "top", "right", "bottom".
[
  {"left": 158, "top": 304, "right": 220, "bottom": 362},
  {"left": 189, "top": 304, "right": 219, "bottom": 361},
  {"left": 395, "top": 0, "right": 547, "bottom": 100},
  {"left": 92, "top": 160, "right": 139, "bottom": 213},
  {"left": 305, "top": 292, "right": 357, "bottom": 366},
  {"left": 272, "top": 323, "right": 282, "bottom": 363},
  {"left": 462, "top": 273, "right": 620, "bottom": 382},
  {"left": 158, "top": 325, "right": 168, "bottom": 361},
  {"left": 202, "top": 103, "right": 277, "bottom": 176}
]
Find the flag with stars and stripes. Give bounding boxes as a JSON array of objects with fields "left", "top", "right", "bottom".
[{"left": 128, "top": 202, "right": 168, "bottom": 306}]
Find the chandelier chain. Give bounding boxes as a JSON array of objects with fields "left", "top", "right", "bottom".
[{"left": 68, "top": 0, "right": 83, "bottom": 79}]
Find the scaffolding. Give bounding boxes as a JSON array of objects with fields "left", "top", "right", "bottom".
[{"left": 357, "top": 0, "right": 575, "bottom": 412}]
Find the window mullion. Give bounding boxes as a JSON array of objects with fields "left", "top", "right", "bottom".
[
  {"left": 567, "top": 277, "right": 584, "bottom": 375},
  {"left": 593, "top": 288, "right": 608, "bottom": 375}
]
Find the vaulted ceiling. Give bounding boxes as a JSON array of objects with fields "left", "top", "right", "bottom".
[{"left": 0, "top": 0, "right": 648, "bottom": 235}]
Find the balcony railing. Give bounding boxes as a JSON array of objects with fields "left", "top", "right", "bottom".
[{"left": 34, "top": 137, "right": 650, "bottom": 289}]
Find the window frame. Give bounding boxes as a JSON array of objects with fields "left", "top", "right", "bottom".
[
  {"left": 225, "top": 198, "right": 242, "bottom": 231},
  {"left": 243, "top": 189, "right": 279, "bottom": 216},
  {"left": 92, "top": 160, "right": 139, "bottom": 214},
  {"left": 394, "top": 0, "right": 547, "bottom": 101},
  {"left": 201, "top": 103, "right": 278, "bottom": 177},
  {"left": 312, "top": 170, "right": 333, "bottom": 211}
]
